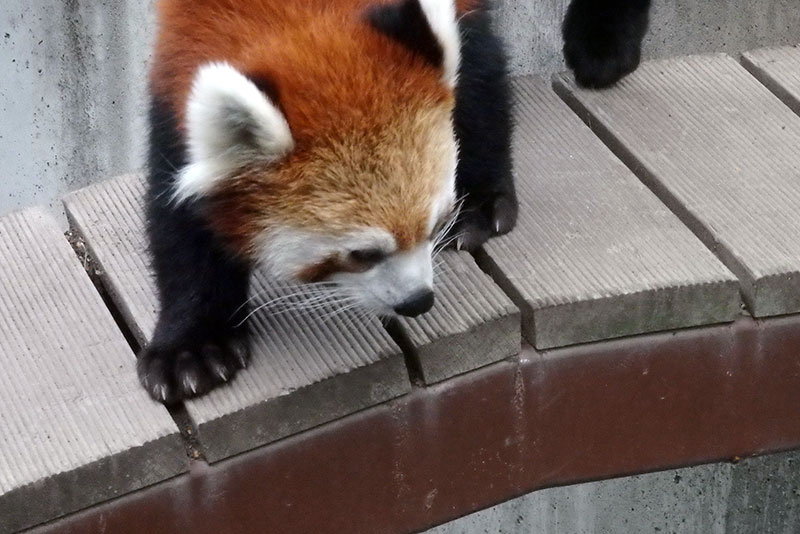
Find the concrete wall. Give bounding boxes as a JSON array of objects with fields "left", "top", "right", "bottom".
[
  {"left": 2, "top": 0, "right": 799, "bottom": 225},
  {"left": 0, "top": 1, "right": 156, "bottom": 222},
  {"left": 427, "top": 449, "right": 800, "bottom": 534}
]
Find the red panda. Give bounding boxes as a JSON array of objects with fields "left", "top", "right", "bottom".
[{"left": 140, "top": 0, "right": 517, "bottom": 403}]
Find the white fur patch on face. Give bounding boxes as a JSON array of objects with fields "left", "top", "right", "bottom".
[
  {"left": 259, "top": 226, "right": 434, "bottom": 316},
  {"left": 418, "top": 0, "right": 460, "bottom": 88},
  {"left": 174, "top": 62, "right": 294, "bottom": 203},
  {"left": 260, "top": 226, "right": 396, "bottom": 281},
  {"left": 332, "top": 242, "right": 434, "bottom": 315}
]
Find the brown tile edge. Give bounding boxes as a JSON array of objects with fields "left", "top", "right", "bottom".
[{"left": 26, "top": 314, "right": 800, "bottom": 534}]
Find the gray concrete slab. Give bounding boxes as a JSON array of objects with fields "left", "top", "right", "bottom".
[
  {"left": 742, "top": 45, "right": 800, "bottom": 116},
  {"left": 64, "top": 175, "right": 411, "bottom": 462},
  {"left": 427, "top": 449, "right": 800, "bottom": 534},
  {"left": 479, "top": 77, "right": 740, "bottom": 350},
  {"left": 0, "top": 208, "right": 185, "bottom": 534},
  {"left": 396, "top": 251, "right": 520, "bottom": 384},
  {"left": 555, "top": 54, "right": 800, "bottom": 317}
]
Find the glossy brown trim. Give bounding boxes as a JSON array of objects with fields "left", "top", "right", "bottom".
[{"left": 31, "top": 315, "right": 800, "bottom": 534}]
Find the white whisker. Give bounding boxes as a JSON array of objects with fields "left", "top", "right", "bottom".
[
  {"left": 432, "top": 197, "right": 465, "bottom": 254},
  {"left": 235, "top": 282, "right": 354, "bottom": 326}
]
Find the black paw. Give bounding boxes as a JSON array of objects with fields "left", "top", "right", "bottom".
[
  {"left": 137, "top": 333, "right": 250, "bottom": 404},
  {"left": 562, "top": 0, "right": 650, "bottom": 89},
  {"left": 450, "top": 192, "right": 518, "bottom": 252}
]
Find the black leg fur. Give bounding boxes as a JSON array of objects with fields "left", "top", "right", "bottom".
[
  {"left": 563, "top": 0, "right": 652, "bottom": 89},
  {"left": 452, "top": 6, "right": 518, "bottom": 251},
  {"left": 141, "top": 97, "right": 252, "bottom": 404}
]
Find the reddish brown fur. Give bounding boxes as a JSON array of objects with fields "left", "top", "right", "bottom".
[
  {"left": 152, "top": 0, "right": 479, "bottom": 115},
  {"left": 296, "top": 256, "right": 345, "bottom": 283},
  {"left": 153, "top": 0, "right": 460, "bottom": 258},
  {"left": 296, "top": 252, "right": 375, "bottom": 283}
]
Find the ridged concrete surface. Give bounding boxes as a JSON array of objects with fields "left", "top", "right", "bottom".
[
  {"left": 480, "top": 77, "right": 740, "bottom": 349},
  {"left": 556, "top": 54, "right": 800, "bottom": 317},
  {"left": 64, "top": 175, "right": 410, "bottom": 462},
  {"left": 742, "top": 44, "right": 800, "bottom": 116},
  {"left": 0, "top": 208, "right": 184, "bottom": 534},
  {"left": 398, "top": 251, "right": 520, "bottom": 384}
]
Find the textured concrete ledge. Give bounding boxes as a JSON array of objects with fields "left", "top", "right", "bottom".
[
  {"left": 64, "top": 175, "right": 410, "bottom": 462},
  {"left": 480, "top": 77, "right": 740, "bottom": 350},
  {"left": 0, "top": 208, "right": 185, "bottom": 534},
  {"left": 741, "top": 44, "right": 800, "bottom": 116},
  {"left": 395, "top": 251, "right": 520, "bottom": 384},
  {"left": 555, "top": 54, "right": 800, "bottom": 317}
]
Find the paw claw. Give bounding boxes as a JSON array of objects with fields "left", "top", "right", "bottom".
[
  {"left": 212, "top": 363, "right": 229, "bottom": 382},
  {"left": 137, "top": 332, "right": 250, "bottom": 403},
  {"left": 182, "top": 374, "right": 199, "bottom": 395},
  {"left": 491, "top": 196, "right": 517, "bottom": 236},
  {"left": 229, "top": 338, "right": 250, "bottom": 369},
  {"left": 448, "top": 191, "right": 518, "bottom": 251}
]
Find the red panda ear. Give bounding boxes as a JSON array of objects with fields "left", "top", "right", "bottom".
[
  {"left": 367, "top": 0, "right": 460, "bottom": 88},
  {"left": 174, "top": 62, "right": 294, "bottom": 203}
]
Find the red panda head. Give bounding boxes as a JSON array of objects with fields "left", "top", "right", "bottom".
[{"left": 167, "top": 0, "right": 462, "bottom": 316}]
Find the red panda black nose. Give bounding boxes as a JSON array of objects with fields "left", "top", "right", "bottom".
[{"left": 394, "top": 289, "right": 435, "bottom": 317}]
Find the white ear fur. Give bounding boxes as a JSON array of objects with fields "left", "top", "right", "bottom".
[
  {"left": 174, "top": 62, "right": 294, "bottom": 203},
  {"left": 417, "top": 0, "right": 460, "bottom": 88}
]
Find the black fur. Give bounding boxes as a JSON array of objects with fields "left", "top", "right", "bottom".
[
  {"left": 450, "top": 5, "right": 517, "bottom": 251},
  {"left": 563, "top": 0, "right": 652, "bottom": 89},
  {"left": 367, "top": 0, "right": 444, "bottom": 70},
  {"left": 141, "top": 97, "right": 252, "bottom": 404}
]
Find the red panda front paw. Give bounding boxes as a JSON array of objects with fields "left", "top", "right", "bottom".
[
  {"left": 137, "top": 334, "right": 250, "bottom": 404},
  {"left": 452, "top": 193, "right": 518, "bottom": 252}
]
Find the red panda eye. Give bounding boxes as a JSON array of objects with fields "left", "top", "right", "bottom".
[{"left": 349, "top": 248, "right": 387, "bottom": 266}]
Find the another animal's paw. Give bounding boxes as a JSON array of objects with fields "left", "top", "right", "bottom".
[
  {"left": 564, "top": 38, "right": 642, "bottom": 89},
  {"left": 451, "top": 192, "right": 518, "bottom": 252},
  {"left": 137, "top": 333, "right": 250, "bottom": 404},
  {"left": 562, "top": 1, "right": 649, "bottom": 89}
]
